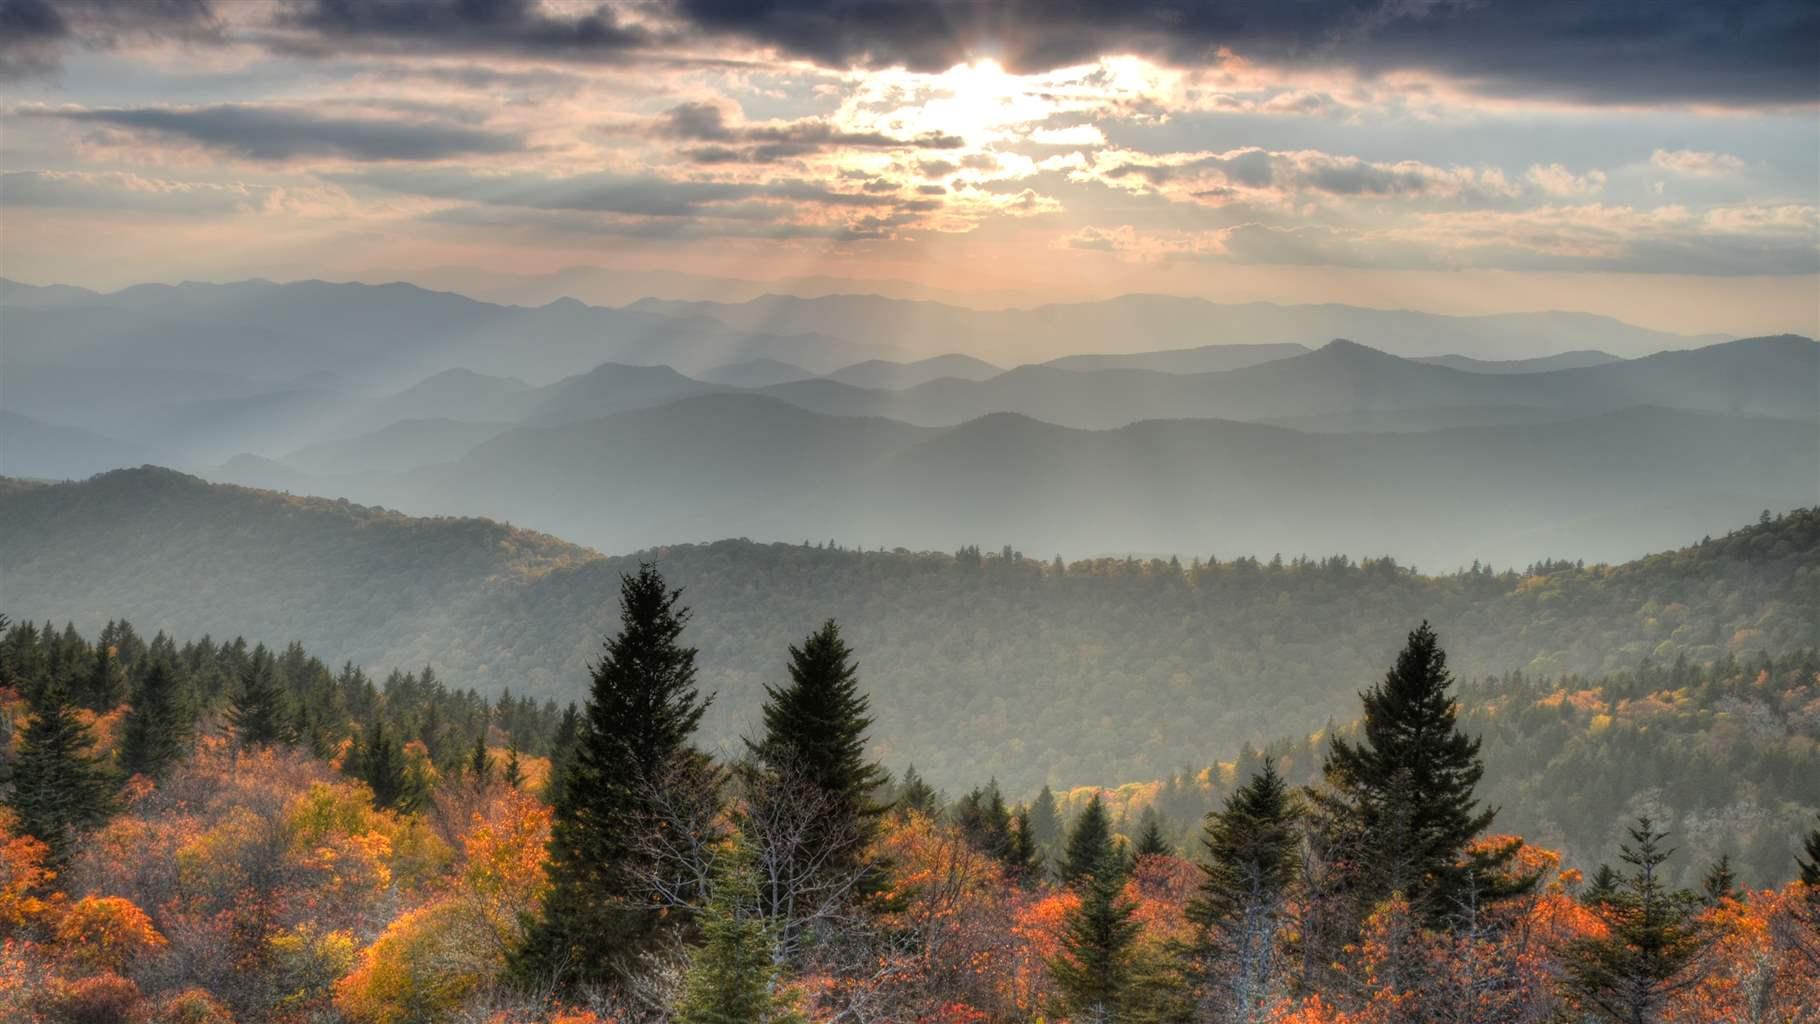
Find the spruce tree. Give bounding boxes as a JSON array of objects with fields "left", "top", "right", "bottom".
[
  {"left": 356, "top": 720, "right": 409, "bottom": 810},
  {"left": 6, "top": 683, "right": 113, "bottom": 861},
  {"left": 503, "top": 742, "right": 524, "bottom": 789},
  {"left": 1050, "top": 852, "right": 1142, "bottom": 1022},
  {"left": 1185, "top": 760, "right": 1303, "bottom": 1023},
  {"left": 524, "top": 564, "right": 718, "bottom": 989},
  {"left": 468, "top": 733, "right": 492, "bottom": 784},
  {"left": 1585, "top": 864, "right": 1622, "bottom": 906},
  {"left": 749, "top": 620, "right": 886, "bottom": 873},
  {"left": 1133, "top": 807, "right": 1170, "bottom": 859},
  {"left": 1007, "top": 805, "right": 1044, "bottom": 883},
  {"left": 78, "top": 640, "right": 127, "bottom": 712},
  {"left": 1030, "top": 784, "right": 1063, "bottom": 858},
  {"left": 120, "top": 657, "right": 191, "bottom": 780},
  {"left": 1062, "top": 794, "right": 1116, "bottom": 886},
  {"left": 1700, "top": 855, "right": 1738, "bottom": 905},
  {"left": 673, "top": 841, "right": 806, "bottom": 1024},
  {"left": 227, "top": 648, "right": 290, "bottom": 748},
  {"left": 895, "top": 764, "right": 939, "bottom": 818},
  {"left": 1563, "top": 818, "right": 1707, "bottom": 1024},
  {"left": 544, "top": 702, "right": 580, "bottom": 807},
  {"left": 1798, "top": 816, "right": 1820, "bottom": 886},
  {"left": 1312, "top": 622, "right": 1523, "bottom": 922}
]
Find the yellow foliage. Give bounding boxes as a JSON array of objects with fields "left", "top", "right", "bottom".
[{"left": 54, "top": 894, "right": 167, "bottom": 973}]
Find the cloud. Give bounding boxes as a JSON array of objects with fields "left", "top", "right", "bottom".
[
  {"left": 653, "top": 100, "right": 964, "bottom": 164},
  {"left": 0, "top": 169, "right": 352, "bottom": 216},
  {"left": 1064, "top": 201, "right": 1819, "bottom": 275},
  {"left": 1651, "top": 149, "right": 1747, "bottom": 177},
  {"left": 1526, "top": 163, "right": 1607, "bottom": 197},
  {"left": 673, "top": 0, "right": 1820, "bottom": 106},
  {"left": 0, "top": 0, "right": 219, "bottom": 78},
  {"left": 35, "top": 104, "right": 524, "bottom": 161},
  {"left": 333, "top": 167, "right": 900, "bottom": 217},
  {"left": 1089, "top": 146, "right": 1518, "bottom": 203},
  {"left": 275, "top": 0, "right": 651, "bottom": 60}
]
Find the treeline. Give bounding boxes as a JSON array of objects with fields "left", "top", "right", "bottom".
[
  {"left": 6, "top": 468, "right": 1817, "bottom": 793},
  {"left": 1117, "top": 649, "right": 1820, "bottom": 889},
  {"left": 4, "top": 571, "right": 1819, "bottom": 1023}
]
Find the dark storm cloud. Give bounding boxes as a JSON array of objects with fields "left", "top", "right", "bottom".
[
  {"left": 655, "top": 101, "right": 965, "bottom": 164},
  {"left": 0, "top": 0, "right": 218, "bottom": 78},
  {"left": 673, "top": 0, "right": 1820, "bottom": 106},
  {"left": 43, "top": 105, "right": 523, "bottom": 161},
  {"left": 276, "top": 0, "right": 651, "bottom": 59}
]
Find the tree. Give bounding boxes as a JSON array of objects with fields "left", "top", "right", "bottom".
[
  {"left": 1563, "top": 817, "right": 1708, "bottom": 1024},
  {"left": 1133, "top": 807, "right": 1170, "bottom": 859},
  {"left": 119, "top": 657, "right": 191, "bottom": 780},
  {"left": 6, "top": 683, "right": 112, "bottom": 860},
  {"left": 1063, "top": 794, "right": 1116, "bottom": 886},
  {"left": 544, "top": 702, "right": 580, "bottom": 807},
  {"left": 1185, "top": 760, "right": 1303, "bottom": 1024},
  {"left": 1312, "top": 622, "right": 1524, "bottom": 923},
  {"left": 748, "top": 619, "right": 887, "bottom": 881},
  {"left": 673, "top": 841, "right": 806, "bottom": 1024},
  {"left": 77, "top": 639, "right": 127, "bottom": 712},
  {"left": 523, "top": 563, "right": 719, "bottom": 988},
  {"left": 1007, "top": 805, "right": 1044, "bottom": 883},
  {"left": 1030, "top": 784, "right": 1063, "bottom": 859},
  {"left": 895, "top": 764, "right": 939, "bottom": 818},
  {"left": 1050, "top": 853, "right": 1142, "bottom": 1022},
  {"left": 1701, "top": 854, "right": 1738, "bottom": 905},
  {"left": 227, "top": 647, "right": 291, "bottom": 748},
  {"left": 355, "top": 720, "right": 410, "bottom": 811},
  {"left": 468, "top": 734, "right": 492, "bottom": 785},
  {"left": 503, "top": 742, "right": 524, "bottom": 789},
  {"left": 1798, "top": 816, "right": 1820, "bottom": 886}
]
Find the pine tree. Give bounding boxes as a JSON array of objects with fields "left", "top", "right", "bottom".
[
  {"left": 544, "top": 702, "right": 580, "bottom": 807},
  {"left": 1563, "top": 818, "right": 1707, "bottom": 1024},
  {"left": 1133, "top": 806, "right": 1170, "bottom": 859},
  {"left": 894, "top": 764, "right": 939, "bottom": 818},
  {"left": 523, "top": 564, "right": 718, "bottom": 988},
  {"left": 6, "top": 683, "right": 113, "bottom": 861},
  {"left": 749, "top": 620, "right": 886, "bottom": 876},
  {"left": 1700, "top": 854, "right": 1738, "bottom": 905},
  {"left": 503, "top": 741, "right": 524, "bottom": 789},
  {"left": 1798, "top": 815, "right": 1820, "bottom": 886},
  {"left": 1185, "top": 760, "right": 1303, "bottom": 1024},
  {"left": 468, "top": 733, "right": 492, "bottom": 784},
  {"left": 1585, "top": 864, "right": 1622, "bottom": 906},
  {"left": 1030, "top": 784, "right": 1063, "bottom": 857},
  {"left": 957, "top": 783, "right": 1013, "bottom": 862},
  {"left": 356, "top": 720, "right": 409, "bottom": 810},
  {"left": 1007, "top": 805, "right": 1044, "bottom": 883},
  {"left": 1312, "top": 622, "right": 1524, "bottom": 922},
  {"left": 120, "top": 657, "right": 191, "bottom": 780},
  {"left": 673, "top": 841, "right": 806, "bottom": 1024},
  {"left": 1063, "top": 794, "right": 1116, "bottom": 886},
  {"left": 1050, "top": 852, "right": 1142, "bottom": 1022},
  {"left": 78, "top": 639, "right": 127, "bottom": 712},
  {"left": 226, "top": 648, "right": 290, "bottom": 748}
]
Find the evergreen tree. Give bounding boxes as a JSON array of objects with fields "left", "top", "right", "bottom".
[
  {"left": 6, "top": 683, "right": 112, "bottom": 861},
  {"left": 503, "top": 741, "right": 524, "bottom": 789},
  {"left": 749, "top": 619, "right": 886, "bottom": 878},
  {"left": 544, "top": 702, "right": 580, "bottom": 807},
  {"left": 1185, "top": 760, "right": 1303, "bottom": 1024},
  {"left": 120, "top": 657, "right": 191, "bottom": 780},
  {"left": 956, "top": 784, "right": 1013, "bottom": 862},
  {"left": 1007, "top": 805, "right": 1044, "bottom": 883},
  {"left": 468, "top": 733, "right": 492, "bottom": 784},
  {"left": 1050, "top": 853, "right": 1142, "bottom": 1022},
  {"left": 1563, "top": 818, "right": 1707, "bottom": 1024},
  {"left": 673, "top": 841, "right": 806, "bottom": 1024},
  {"left": 226, "top": 647, "right": 291, "bottom": 748},
  {"left": 1030, "top": 784, "right": 1063, "bottom": 857},
  {"left": 1585, "top": 864, "right": 1622, "bottom": 906},
  {"left": 1312, "top": 622, "right": 1524, "bottom": 923},
  {"left": 895, "top": 764, "right": 939, "bottom": 818},
  {"left": 524, "top": 564, "right": 718, "bottom": 988},
  {"left": 356, "top": 720, "right": 410, "bottom": 810},
  {"left": 77, "top": 639, "right": 126, "bottom": 712},
  {"left": 1798, "top": 815, "right": 1820, "bottom": 886},
  {"left": 1063, "top": 794, "right": 1116, "bottom": 886},
  {"left": 1133, "top": 806, "right": 1170, "bottom": 859},
  {"left": 1700, "top": 854, "right": 1738, "bottom": 905}
]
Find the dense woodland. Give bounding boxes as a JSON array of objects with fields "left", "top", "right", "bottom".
[
  {"left": 5, "top": 468, "right": 1816, "bottom": 793},
  {"left": 3, "top": 560, "right": 1818, "bottom": 1023}
]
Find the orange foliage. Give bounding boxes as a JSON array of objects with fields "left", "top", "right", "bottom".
[
  {"left": 54, "top": 895, "right": 166, "bottom": 973},
  {"left": 152, "top": 988, "right": 236, "bottom": 1024},
  {"left": 0, "top": 816, "right": 58, "bottom": 936}
]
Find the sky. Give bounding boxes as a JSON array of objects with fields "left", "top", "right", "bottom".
[{"left": 1, "top": 0, "right": 1817, "bottom": 335}]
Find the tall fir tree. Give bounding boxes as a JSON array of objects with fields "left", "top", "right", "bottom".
[
  {"left": 524, "top": 564, "right": 718, "bottom": 989},
  {"left": 749, "top": 620, "right": 887, "bottom": 876},
  {"left": 6, "top": 683, "right": 113, "bottom": 861},
  {"left": 1063, "top": 793, "right": 1116, "bottom": 886},
  {"left": 468, "top": 733, "right": 492, "bottom": 784},
  {"left": 1050, "top": 851, "right": 1142, "bottom": 1023},
  {"left": 1007, "top": 805, "right": 1044, "bottom": 884},
  {"left": 1185, "top": 760, "right": 1304, "bottom": 1024},
  {"left": 895, "top": 764, "right": 939, "bottom": 818},
  {"left": 356, "top": 719, "right": 410, "bottom": 810},
  {"left": 1030, "top": 784, "right": 1063, "bottom": 863},
  {"left": 1700, "top": 854, "right": 1738, "bottom": 905},
  {"left": 543, "top": 702, "right": 580, "bottom": 807},
  {"left": 503, "top": 741, "right": 524, "bottom": 789},
  {"left": 1312, "top": 622, "right": 1525, "bottom": 923},
  {"left": 120, "top": 657, "right": 191, "bottom": 780},
  {"left": 226, "top": 647, "right": 291, "bottom": 748},
  {"left": 1563, "top": 818, "right": 1707, "bottom": 1024},
  {"left": 77, "top": 639, "right": 127, "bottom": 712}
]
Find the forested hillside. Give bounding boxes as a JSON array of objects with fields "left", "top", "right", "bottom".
[{"left": 5, "top": 468, "right": 1815, "bottom": 794}]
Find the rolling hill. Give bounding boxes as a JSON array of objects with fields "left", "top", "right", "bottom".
[{"left": 3, "top": 467, "right": 1814, "bottom": 794}]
